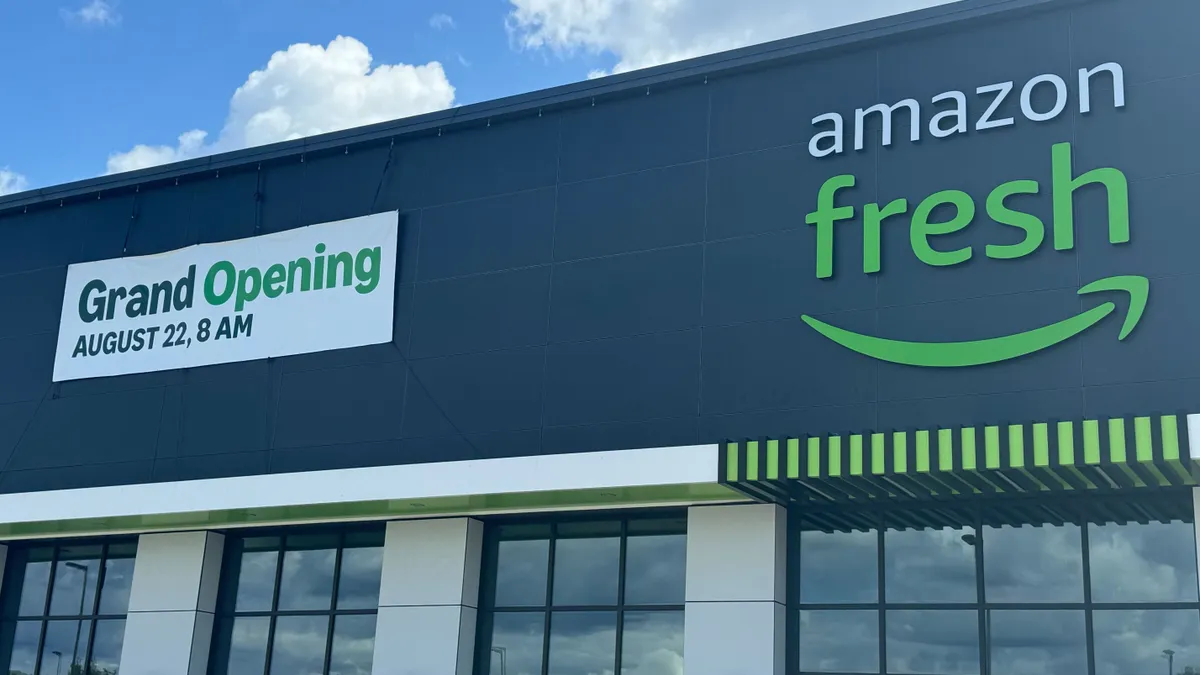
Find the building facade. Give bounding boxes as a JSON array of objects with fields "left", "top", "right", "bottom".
[{"left": 0, "top": 0, "right": 1198, "bottom": 673}]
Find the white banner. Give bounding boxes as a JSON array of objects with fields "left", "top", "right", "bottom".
[{"left": 53, "top": 212, "right": 399, "bottom": 382}]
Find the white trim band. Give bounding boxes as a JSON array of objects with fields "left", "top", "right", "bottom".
[{"left": 0, "top": 444, "right": 719, "bottom": 527}]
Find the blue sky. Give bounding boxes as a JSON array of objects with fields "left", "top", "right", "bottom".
[{"left": 0, "top": 0, "right": 945, "bottom": 194}]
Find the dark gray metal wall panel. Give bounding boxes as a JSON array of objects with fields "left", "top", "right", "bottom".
[
  {"left": 707, "top": 50, "right": 878, "bottom": 158},
  {"left": 707, "top": 144, "right": 876, "bottom": 241},
  {"left": 381, "top": 116, "right": 560, "bottom": 210},
  {"left": 543, "top": 330, "right": 702, "bottom": 428},
  {"left": 558, "top": 84, "right": 709, "bottom": 183},
  {"left": 273, "top": 361, "right": 408, "bottom": 449},
  {"left": 0, "top": 334, "right": 54, "bottom": 405},
  {"left": 701, "top": 315, "right": 878, "bottom": 415},
  {"left": 554, "top": 162, "right": 706, "bottom": 261},
  {"left": 404, "top": 347, "right": 546, "bottom": 436},
  {"left": 875, "top": 388, "right": 1086, "bottom": 432},
  {"left": 702, "top": 228, "right": 877, "bottom": 327},
  {"left": 417, "top": 188, "right": 557, "bottom": 281},
  {"left": 548, "top": 246, "right": 703, "bottom": 343},
  {"left": 190, "top": 168, "right": 260, "bottom": 245},
  {"left": 409, "top": 267, "right": 552, "bottom": 359},
  {"left": 5, "top": 388, "right": 163, "bottom": 469},
  {"left": 0, "top": 268, "right": 64, "bottom": 340},
  {"left": 3, "top": 0, "right": 1198, "bottom": 494}
]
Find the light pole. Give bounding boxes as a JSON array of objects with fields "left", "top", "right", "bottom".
[
  {"left": 64, "top": 561, "right": 90, "bottom": 674},
  {"left": 1164, "top": 649, "right": 1176, "bottom": 675},
  {"left": 490, "top": 646, "right": 508, "bottom": 675},
  {"left": 52, "top": 650, "right": 63, "bottom": 675}
]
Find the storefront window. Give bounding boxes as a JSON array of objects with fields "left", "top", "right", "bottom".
[
  {"left": 791, "top": 510, "right": 1200, "bottom": 675},
  {"left": 0, "top": 540, "right": 137, "bottom": 675},
  {"left": 477, "top": 516, "right": 686, "bottom": 675},
  {"left": 208, "top": 528, "right": 384, "bottom": 675}
]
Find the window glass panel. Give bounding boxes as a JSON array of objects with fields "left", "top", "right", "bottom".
[
  {"left": 620, "top": 611, "right": 683, "bottom": 675},
  {"left": 552, "top": 538, "right": 620, "bottom": 606},
  {"left": 97, "top": 557, "right": 136, "bottom": 616},
  {"left": 547, "top": 611, "right": 617, "bottom": 675},
  {"left": 269, "top": 615, "right": 329, "bottom": 675},
  {"left": 1093, "top": 609, "right": 1200, "bottom": 675},
  {"left": 798, "top": 609, "right": 880, "bottom": 674},
  {"left": 329, "top": 614, "right": 376, "bottom": 675},
  {"left": 234, "top": 550, "right": 279, "bottom": 613},
  {"left": 1089, "top": 520, "right": 1200, "bottom": 603},
  {"left": 488, "top": 612, "right": 545, "bottom": 675},
  {"left": 89, "top": 619, "right": 125, "bottom": 675},
  {"left": 987, "top": 610, "right": 1086, "bottom": 675},
  {"left": 885, "top": 527, "right": 976, "bottom": 603},
  {"left": 16, "top": 551, "right": 53, "bottom": 617},
  {"left": 39, "top": 619, "right": 91, "bottom": 675},
  {"left": 4, "top": 621, "right": 40, "bottom": 675},
  {"left": 800, "top": 530, "right": 879, "bottom": 604},
  {"left": 494, "top": 540, "right": 549, "bottom": 608},
  {"left": 886, "top": 610, "right": 980, "bottom": 675},
  {"left": 277, "top": 548, "right": 337, "bottom": 612},
  {"left": 983, "top": 524, "right": 1083, "bottom": 603},
  {"left": 335, "top": 547, "right": 383, "bottom": 610},
  {"left": 221, "top": 616, "right": 271, "bottom": 675},
  {"left": 49, "top": 548, "right": 102, "bottom": 616},
  {"left": 623, "top": 535, "right": 686, "bottom": 605}
]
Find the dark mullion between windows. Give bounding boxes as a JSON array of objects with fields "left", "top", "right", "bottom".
[
  {"left": 32, "top": 545, "right": 61, "bottom": 675},
  {"left": 1080, "top": 522, "right": 1097, "bottom": 675},
  {"left": 540, "top": 527, "right": 558, "bottom": 675},
  {"left": 875, "top": 516, "right": 885, "bottom": 675},
  {"left": 322, "top": 537, "right": 347, "bottom": 675},
  {"left": 261, "top": 544, "right": 288, "bottom": 675},
  {"left": 82, "top": 543, "right": 113, "bottom": 671},
  {"left": 614, "top": 520, "right": 629, "bottom": 675}
]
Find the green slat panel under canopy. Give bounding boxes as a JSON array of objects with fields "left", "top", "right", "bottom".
[{"left": 720, "top": 414, "right": 1199, "bottom": 508}]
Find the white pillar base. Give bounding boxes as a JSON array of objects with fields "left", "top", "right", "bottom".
[
  {"left": 684, "top": 503, "right": 787, "bottom": 675},
  {"left": 372, "top": 518, "right": 483, "bottom": 675},
  {"left": 118, "top": 531, "right": 224, "bottom": 675}
]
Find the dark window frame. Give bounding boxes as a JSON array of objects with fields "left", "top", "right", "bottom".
[
  {"left": 206, "top": 524, "right": 386, "bottom": 675},
  {"left": 474, "top": 510, "right": 687, "bottom": 675},
  {"left": 0, "top": 538, "right": 138, "bottom": 675},
  {"left": 787, "top": 506, "right": 1200, "bottom": 675}
]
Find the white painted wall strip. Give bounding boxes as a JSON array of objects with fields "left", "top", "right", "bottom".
[{"left": 0, "top": 444, "right": 719, "bottom": 526}]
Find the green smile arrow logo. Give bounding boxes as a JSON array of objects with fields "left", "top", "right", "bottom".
[{"left": 802, "top": 275, "right": 1149, "bottom": 368}]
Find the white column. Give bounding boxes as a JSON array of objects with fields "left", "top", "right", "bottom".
[
  {"left": 684, "top": 503, "right": 787, "bottom": 675},
  {"left": 118, "top": 531, "right": 225, "bottom": 675},
  {"left": 372, "top": 518, "right": 484, "bottom": 675}
]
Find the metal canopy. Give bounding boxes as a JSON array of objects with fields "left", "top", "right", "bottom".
[{"left": 720, "top": 414, "right": 1199, "bottom": 529}]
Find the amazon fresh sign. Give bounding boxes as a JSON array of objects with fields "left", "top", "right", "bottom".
[
  {"left": 52, "top": 212, "right": 399, "bottom": 382},
  {"left": 800, "top": 61, "right": 1142, "bottom": 368}
]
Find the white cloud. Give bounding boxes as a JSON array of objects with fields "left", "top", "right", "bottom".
[
  {"left": 61, "top": 0, "right": 121, "bottom": 26},
  {"left": 430, "top": 13, "right": 456, "bottom": 30},
  {"left": 106, "top": 35, "right": 456, "bottom": 175},
  {"left": 0, "top": 168, "right": 29, "bottom": 196},
  {"left": 506, "top": 0, "right": 955, "bottom": 75}
]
